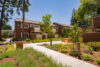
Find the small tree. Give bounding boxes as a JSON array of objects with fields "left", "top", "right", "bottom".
[
  {"left": 62, "top": 27, "right": 67, "bottom": 38},
  {"left": 40, "top": 14, "right": 54, "bottom": 46},
  {"left": 68, "top": 24, "right": 82, "bottom": 51}
]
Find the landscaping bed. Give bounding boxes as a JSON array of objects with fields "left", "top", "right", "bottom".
[
  {"left": 0, "top": 44, "right": 64, "bottom": 67},
  {"left": 46, "top": 43, "right": 100, "bottom": 66}
]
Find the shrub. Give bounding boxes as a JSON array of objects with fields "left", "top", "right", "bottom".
[
  {"left": 0, "top": 46, "right": 3, "bottom": 49},
  {"left": 0, "top": 61, "right": 15, "bottom": 67},
  {"left": 5, "top": 51, "right": 15, "bottom": 58},
  {"left": 0, "top": 53, "right": 6, "bottom": 60},
  {"left": 2, "top": 30, "right": 9, "bottom": 38},
  {"left": 0, "top": 49, "right": 3, "bottom": 53},
  {"left": 84, "top": 46, "right": 94, "bottom": 54},
  {"left": 81, "top": 54, "right": 94, "bottom": 61},
  {"left": 87, "top": 42, "right": 100, "bottom": 51},
  {"left": 69, "top": 51, "right": 78, "bottom": 56},
  {"left": 52, "top": 37, "right": 62, "bottom": 41},
  {"left": 61, "top": 49, "right": 68, "bottom": 53},
  {"left": 61, "top": 45, "right": 67, "bottom": 49},
  {"left": 25, "top": 38, "right": 31, "bottom": 42},
  {"left": 96, "top": 57, "right": 100, "bottom": 64},
  {"left": 47, "top": 44, "right": 60, "bottom": 51}
]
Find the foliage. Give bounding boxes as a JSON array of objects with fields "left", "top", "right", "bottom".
[
  {"left": 2, "top": 30, "right": 9, "bottom": 38},
  {"left": 15, "top": 0, "right": 31, "bottom": 14},
  {"left": 71, "top": 9, "right": 77, "bottom": 25},
  {"left": 87, "top": 42, "right": 100, "bottom": 51},
  {"left": 75, "top": 0, "right": 100, "bottom": 27},
  {"left": 5, "top": 51, "right": 15, "bottom": 58},
  {"left": 0, "top": 53, "right": 6, "bottom": 60},
  {"left": 81, "top": 54, "right": 94, "bottom": 61},
  {"left": 52, "top": 37, "right": 62, "bottom": 41},
  {"left": 47, "top": 44, "right": 61, "bottom": 51},
  {"left": 68, "top": 24, "right": 82, "bottom": 51},
  {"left": 0, "top": 46, "right": 3, "bottom": 53},
  {"left": 69, "top": 24, "right": 82, "bottom": 43},
  {"left": 16, "top": 48, "right": 63, "bottom": 67},
  {"left": 0, "top": 61, "right": 15, "bottom": 67},
  {"left": 69, "top": 51, "right": 78, "bottom": 56},
  {"left": 61, "top": 49, "right": 68, "bottom": 53},
  {"left": 84, "top": 46, "right": 94, "bottom": 54},
  {"left": 40, "top": 14, "right": 54, "bottom": 46},
  {"left": 96, "top": 57, "right": 100, "bottom": 64},
  {"left": 33, "top": 38, "right": 49, "bottom": 43},
  {"left": 62, "top": 27, "right": 67, "bottom": 37},
  {"left": 25, "top": 38, "right": 31, "bottom": 42},
  {"left": 33, "top": 37, "right": 61, "bottom": 43},
  {"left": 2, "top": 24, "right": 12, "bottom": 30},
  {"left": 61, "top": 45, "right": 67, "bottom": 49}
]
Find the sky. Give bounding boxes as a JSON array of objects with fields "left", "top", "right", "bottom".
[{"left": 8, "top": 0, "right": 80, "bottom": 30}]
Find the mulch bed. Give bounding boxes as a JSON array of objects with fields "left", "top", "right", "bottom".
[{"left": 55, "top": 48, "right": 100, "bottom": 67}]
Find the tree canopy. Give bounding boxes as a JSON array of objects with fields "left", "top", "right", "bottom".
[{"left": 75, "top": 0, "right": 100, "bottom": 22}]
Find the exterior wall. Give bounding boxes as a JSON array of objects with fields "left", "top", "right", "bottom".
[{"left": 15, "top": 21, "right": 71, "bottom": 40}]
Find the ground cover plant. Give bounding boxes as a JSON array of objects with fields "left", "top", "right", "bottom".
[
  {"left": 81, "top": 54, "right": 94, "bottom": 61},
  {"left": 16, "top": 48, "right": 64, "bottom": 67},
  {"left": 0, "top": 43, "right": 15, "bottom": 60},
  {"left": 0, "top": 61, "right": 15, "bottom": 67},
  {"left": 46, "top": 43, "right": 100, "bottom": 66}
]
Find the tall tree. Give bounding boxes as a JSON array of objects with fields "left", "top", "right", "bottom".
[
  {"left": 15, "top": 0, "right": 30, "bottom": 40},
  {"left": 71, "top": 9, "right": 88, "bottom": 27},
  {"left": 75, "top": 0, "right": 100, "bottom": 25},
  {"left": 71, "top": 9, "right": 77, "bottom": 25},
  {"left": 40, "top": 14, "right": 54, "bottom": 46},
  {"left": 0, "top": 0, "right": 15, "bottom": 40}
]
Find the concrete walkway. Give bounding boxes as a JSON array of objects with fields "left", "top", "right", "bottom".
[
  {"left": 4, "top": 38, "right": 11, "bottom": 44},
  {"left": 24, "top": 42, "right": 98, "bottom": 67}
]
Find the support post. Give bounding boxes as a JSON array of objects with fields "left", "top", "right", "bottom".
[{"left": 77, "top": 42, "right": 81, "bottom": 59}]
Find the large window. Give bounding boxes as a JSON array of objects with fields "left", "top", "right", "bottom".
[
  {"left": 24, "top": 23, "right": 29, "bottom": 28},
  {"left": 17, "top": 23, "right": 21, "bottom": 27}
]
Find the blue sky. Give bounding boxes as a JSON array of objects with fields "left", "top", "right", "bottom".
[{"left": 8, "top": 0, "right": 80, "bottom": 29}]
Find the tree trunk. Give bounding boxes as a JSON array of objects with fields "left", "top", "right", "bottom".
[
  {"left": 50, "top": 37, "right": 52, "bottom": 46},
  {"left": 0, "top": 0, "right": 6, "bottom": 40},
  {"left": 22, "top": 0, "right": 25, "bottom": 40}
]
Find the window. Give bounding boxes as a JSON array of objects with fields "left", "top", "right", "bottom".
[
  {"left": 30, "top": 24, "right": 34, "bottom": 28},
  {"left": 34, "top": 25, "right": 40, "bottom": 27},
  {"left": 24, "top": 32, "right": 29, "bottom": 38},
  {"left": 17, "top": 23, "right": 20, "bottom": 27},
  {"left": 24, "top": 23, "right": 29, "bottom": 28}
]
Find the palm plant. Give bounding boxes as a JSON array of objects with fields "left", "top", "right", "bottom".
[{"left": 15, "top": 0, "right": 30, "bottom": 40}]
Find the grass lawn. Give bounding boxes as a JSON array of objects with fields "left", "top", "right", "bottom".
[
  {"left": 15, "top": 48, "right": 64, "bottom": 67},
  {"left": 0, "top": 44, "right": 64, "bottom": 67}
]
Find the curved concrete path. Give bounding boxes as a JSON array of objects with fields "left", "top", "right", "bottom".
[{"left": 24, "top": 42, "right": 98, "bottom": 67}]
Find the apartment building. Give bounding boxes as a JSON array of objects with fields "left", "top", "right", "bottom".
[{"left": 15, "top": 18, "right": 72, "bottom": 40}]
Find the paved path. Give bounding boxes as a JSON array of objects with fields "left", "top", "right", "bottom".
[
  {"left": 24, "top": 42, "right": 98, "bottom": 67},
  {"left": 4, "top": 38, "right": 11, "bottom": 44}
]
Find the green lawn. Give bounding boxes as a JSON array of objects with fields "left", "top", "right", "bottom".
[{"left": 15, "top": 48, "right": 64, "bottom": 67}]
